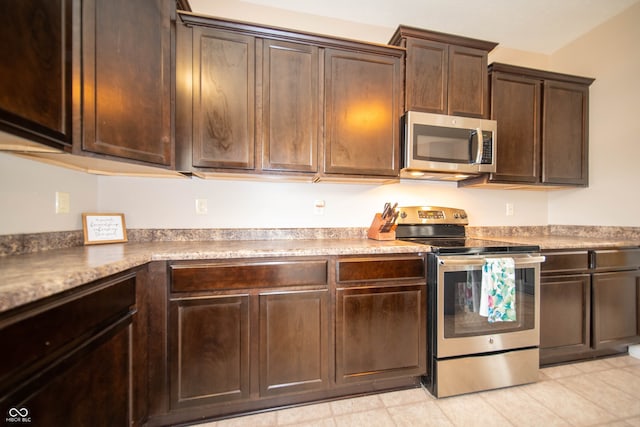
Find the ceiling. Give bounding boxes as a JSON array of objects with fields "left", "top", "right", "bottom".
[{"left": 190, "top": 0, "right": 639, "bottom": 54}]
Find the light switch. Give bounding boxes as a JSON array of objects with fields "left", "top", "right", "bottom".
[
  {"left": 55, "top": 192, "right": 70, "bottom": 214},
  {"left": 195, "top": 198, "right": 208, "bottom": 215}
]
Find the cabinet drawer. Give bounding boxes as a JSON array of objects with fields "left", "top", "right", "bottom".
[
  {"left": 336, "top": 257, "right": 425, "bottom": 283},
  {"left": 541, "top": 251, "right": 589, "bottom": 273},
  {"left": 0, "top": 274, "right": 136, "bottom": 384},
  {"left": 593, "top": 249, "right": 640, "bottom": 271},
  {"left": 171, "top": 260, "right": 328, "bottom": 292}
]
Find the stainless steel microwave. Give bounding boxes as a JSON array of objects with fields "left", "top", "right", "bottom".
[{"left": 400, "top": 111, "right": 497, "bottom": 181}]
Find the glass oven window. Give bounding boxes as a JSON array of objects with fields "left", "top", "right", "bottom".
[
  {"left": 442, "top": 268, "right": 535, "bottom": 338},
  {"left": 413, "top": 124, "right": 477, "bottom": 164}
]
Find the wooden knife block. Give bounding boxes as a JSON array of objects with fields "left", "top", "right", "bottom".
[{"left": 367, "top": 213, "right": 397, "bottom": 241}]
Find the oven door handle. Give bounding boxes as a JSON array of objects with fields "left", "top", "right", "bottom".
[{"left": 438, "top": 255, "right": 546, "bottom": 267}]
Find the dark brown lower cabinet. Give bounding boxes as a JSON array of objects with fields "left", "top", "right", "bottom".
[
  {"left": 336, "top": 284, "right": 426, "bottom": 383},
  {"left": 592, "top": 270, "right": 640, "bottom": 349},
  {"left": 151, "top": 255, "right": 426, "bottom": 425},
  {"left": 0, "top": 270, "right": 140, "bottom": 426},
  {"left": 169, "top": 289, "right": 329, "bottom": 410},
  {"left": 170, "top": 295, "right": 251, "bottom": 408},
  {"left": 259, "top": 290, "right": 329, "bottom": 397},
  {"left": 540, "top": 249, "right": 640, "bottom": 366},
  {"left": 335, "top": 256, "right": 427, "bottom": 383},
  {"left": 166, "top": 258, "right": 330, "bottom": 419},
  {"left": 540, "top": 273, "right": 591, "bottom": 363}
]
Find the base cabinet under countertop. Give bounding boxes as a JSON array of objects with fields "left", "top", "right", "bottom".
[
  {"left": 335, "top": 256, "right": 427, "bottom": 384},
  {"left": 145, "top": 254, "right": 426, "bottom": 426},
  {"left": 540, "top": 248, "right": 640, "bottom": 366},
  {"left": 0, "top": 269, "right": 146, "bottom": 426}
]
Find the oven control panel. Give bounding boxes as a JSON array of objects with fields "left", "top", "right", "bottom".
[{"left": 397, "top": 206, "right": 469, "bottom": 225}]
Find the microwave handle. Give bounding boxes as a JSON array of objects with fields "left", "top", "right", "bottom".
[{"left": 474, "top": 128, "right": 483, "bottom": 164}]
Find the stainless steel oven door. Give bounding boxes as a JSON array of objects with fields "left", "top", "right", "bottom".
[{"left": 436, "top": 254, "right": 544, "bottom": 358}]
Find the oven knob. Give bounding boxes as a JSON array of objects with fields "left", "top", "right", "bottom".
[
  {"left": 489, "top": 337, "right": 494, "bottom": 344},
  {"left": 400, "top": 212, "right": 407, "bottom": 219}
]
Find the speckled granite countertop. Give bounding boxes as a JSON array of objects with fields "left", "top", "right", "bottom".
[
  {"left": 476, "top": 235, "right": 640, "bottom": 250},
  {"left": 2, "top": 225, "right": 638, "bottom": 315},
  {"left": 466, "top": 225, "right": 640, "bottom": 250},
  {"left": 0, "top": 239, "right": 425, "bottom": 314}
]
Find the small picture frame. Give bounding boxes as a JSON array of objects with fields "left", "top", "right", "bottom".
[{"left": 82, "top": 213, "right": 128, "bottom": 245}]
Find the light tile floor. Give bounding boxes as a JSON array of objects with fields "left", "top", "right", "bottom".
[{"left": 195, "top": 355, "right": 640, "bottom": 427}]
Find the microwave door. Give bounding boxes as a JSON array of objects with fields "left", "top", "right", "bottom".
[{"left": 414, "top": 127, "right": 474, "bottom": 164}]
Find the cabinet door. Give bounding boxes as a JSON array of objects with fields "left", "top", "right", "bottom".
[
  {"left": 541, "top": 80, "right": 589, "bottom": 185},
  {"left": 490, "top": 72, "right": 542, "bottom": 183},
  {"left": 335, "top": 284, "right": 426, "bottom": 384},
  {"left": 540, "top": 274, "right": 591, "bottom": 364},
  {"left": 324, "top": 49, "right": 401, "bottom": 177},
  {"left": 170, "top": 295, "right": 250, "bottom": 408},
  {"left": 592, "top": 270, "right": 640, "bottom": 349},
  {"left": 191, "top": 27, "right": 255, "bottom": 169},
  {"left": 2, "top": 321, "right": 132, "bottom": 427},
  {"left": 259, "top": 290, "right": 329, "bottom": 396},
  {"left": 404, "top": 38, "right": 448, "bottom": 114},
  {"left": 262, "top": 40, "right": 319, "bottom": 173},
  {"left": 82, "top": 0, "right": 172, "bottom": 166},
  {"left": 0, "top": 0, "right": 73, "bottom": 146},
  {"left": 0, "top": 273, "right": 136, "bottom": 426},
  {"left": 447, "top": 45, "right": 489, "bottom": 118}
]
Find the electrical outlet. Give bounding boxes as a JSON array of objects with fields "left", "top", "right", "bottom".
[
  {"left": 314, "top": 200, "right": 325, "bottom": 215},
  {"left": 55, "top": 192, "right": 70, "bottom": 214},
  {"left": 505, "top": 202, "right": 514, "bottom": 216},
  {"left": 195, "top": 199, "right": 208, "bottom": 215}
]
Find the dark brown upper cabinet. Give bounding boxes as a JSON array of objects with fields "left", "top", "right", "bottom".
[
  {"left": 262, "top": 40, "right": 320, "bottom": 174},
  {"left": 188, "top": 26, "right": 256, "bottom": 170},
  {"left": 81, "top": 0, "right": 173, "bottom": 166},
  {"left": 0, "top": 0, "right": 175, "bottom": 168},
  {"left": 0, "top": 0, "right": 73, "bottom": 147},
  {"left": 324, "top": 48, "right": 402, "bottom": 178},
  {"left": 176, "top": 13, "right": 403, "bottom": 181},
  {"left": 462, "top": 63, "right": 594, "bottom": 188},
  {"left": 389, "top": 26, "right": 497, "bottom": 118}
]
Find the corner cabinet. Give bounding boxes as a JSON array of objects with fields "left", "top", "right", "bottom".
[
  {"left": 389, "top": 25, "right": 497, "bottom": 118},
  {"left": 462, "top": 63, "right": 594, "bottom": 188},
  {"left": 0, "top": 0, "right": 175, "bottom": 168},
  {"left": 176, "top": 14, "right": 403, "bottom": 181},
  {"left": 0, "top": 269, "right": 145, "bottom": 426}
]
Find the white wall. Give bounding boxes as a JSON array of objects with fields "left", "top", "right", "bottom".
[
  {"left": 96, "top": 176, "right": 548, "bottom": 229},
  {"left": 547, "top": 2, "right": 640, "bottom": 226},
  {"left": 3, "top": 2, "right": 639, "bottom": 234},
  {"left": 0, "top": 153, "right": 98, "bottom": 234}
]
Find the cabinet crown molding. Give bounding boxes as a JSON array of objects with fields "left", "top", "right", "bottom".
[
  {"left": 489, "top": 63, "right": 595, "bottom": 86},
  {"left": 389, "top": 24, "right": 498, "bottom": 52}
]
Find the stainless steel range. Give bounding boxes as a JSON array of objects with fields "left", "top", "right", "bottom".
[{"left": 396, "top": 206, "right": 545, "bottom": 398}]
